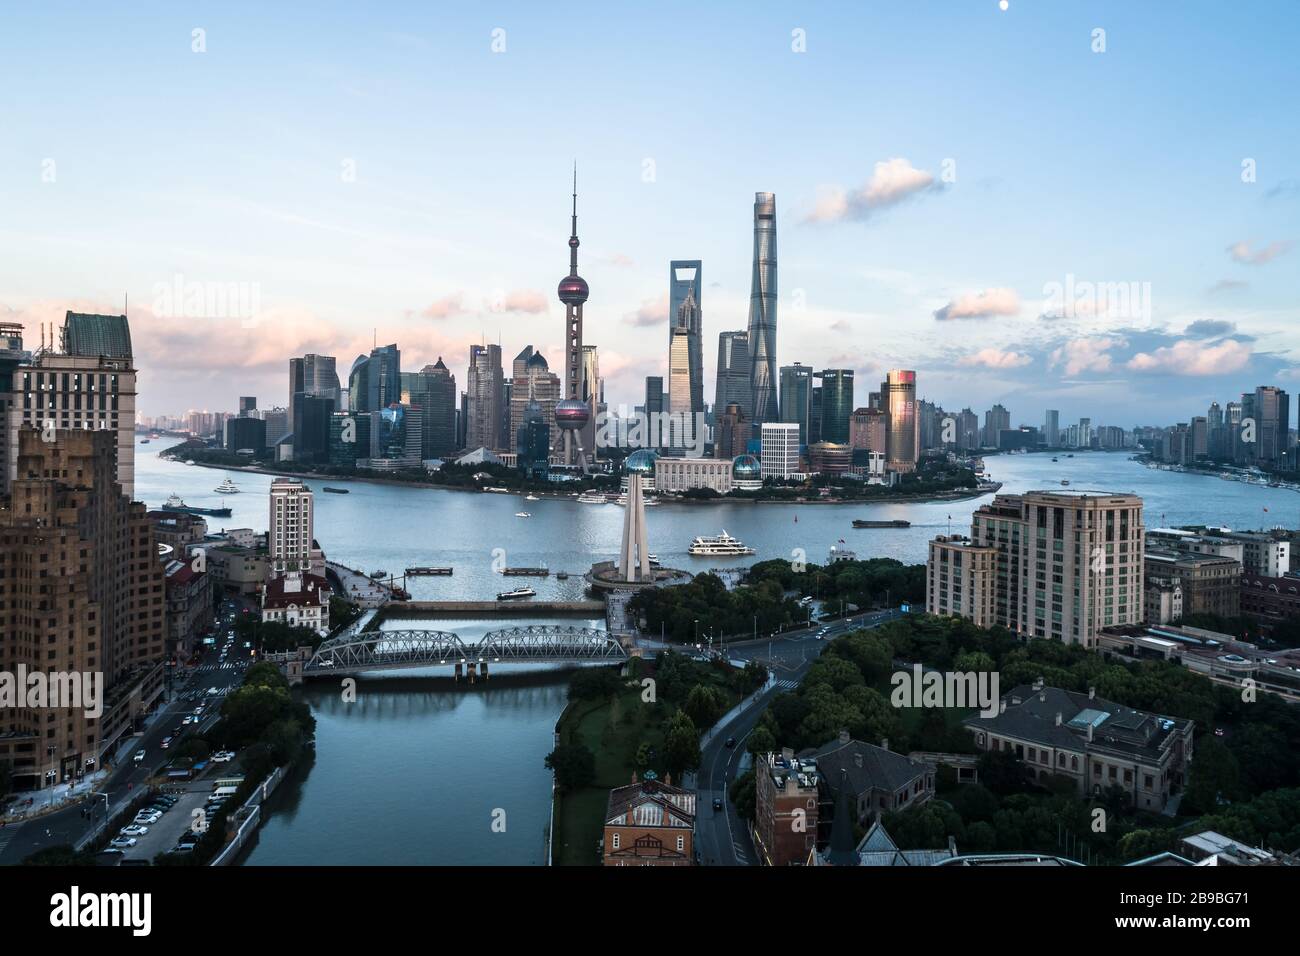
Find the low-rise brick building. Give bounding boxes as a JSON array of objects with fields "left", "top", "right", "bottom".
[{"left": 602, "top": 774, "right": 695, "bottom": 866}]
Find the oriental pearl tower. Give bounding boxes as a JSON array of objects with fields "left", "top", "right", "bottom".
[{"left": 555, "top": 166, "right": 593, "bottom": 472}]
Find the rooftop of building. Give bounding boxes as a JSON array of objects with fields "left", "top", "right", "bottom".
[
  {"left": 802, "top": 735, "right": 928, "bottom": 796},
  {"left": 764, "top": 751, "right": 819, "bottom": 793},
  {"left": 604, "top": 775, "right": 696, "bottom": 829},
  {"left": 963, "top": 683, "right": 1193, "bottom": 763},
  {"left": 262, "top": 572, "right": 330, "bottom": 609},
  {"left": 1144, "top": 547, "right": 1241, "bottom": 567}
]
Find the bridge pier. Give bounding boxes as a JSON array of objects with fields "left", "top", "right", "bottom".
[
  {"left": 454, "top": 662, "right": 463, "bottom": 681},
  {"left": 467, "top": 662, "right": 477, "bottom": 683},
  {"left": 480, "top": 661, "right": 489, "bottom": 680}
]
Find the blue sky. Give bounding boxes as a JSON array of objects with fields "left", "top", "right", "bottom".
[{"left": 1, "top": 1, "right": 1296, "bottom": 426}]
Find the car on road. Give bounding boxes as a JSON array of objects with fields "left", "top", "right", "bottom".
[
  {"left": 120, "top": 824, "right": 149, "bottom": 836},
  {"left": 1214, "top": 727, "right": 1226, "bottom": 737},
  {"left": 724, "top": 737, "right": 736, "bottom": 748},
  {"left": 133, "top": 750, "right": 147, "bottom": 764},
  {"left": 712, "top": 797, "right": 724, "bottom": 812},
  {"left": 211, "top": 751, "right": 235, "bottom": 763},
  {"left": 109, "top": 836, "right": 137, "bottom": 849},
  {"left": 207, "top": 687, "right": 220, "bottom": 695},
  {"left": 193, "top": 706, "right": 204, "bottom": 715},
  {"left": 161, "top": 736, "right": 173, "bottom": 749}
]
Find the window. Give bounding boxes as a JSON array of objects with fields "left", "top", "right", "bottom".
[
  {"left": 611, "top": 833, "right": 620, "bottom": 850},
  {"left": 676, "top": 835, "right": 684, "bottom": 852}
]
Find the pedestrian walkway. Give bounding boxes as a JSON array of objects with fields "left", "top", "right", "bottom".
[{"left": 772, "top": 679, "right": 799, "bottom": 691}]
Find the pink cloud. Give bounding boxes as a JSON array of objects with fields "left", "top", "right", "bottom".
[
  {"left": 1126, "top": 339, "right": 1252, "bottom": 375},
  {"left": 957, "top": 347, "right": 1031, "bottom": 370},
  {"left": 934, "top": 288, "right": 1020, "bottom": 321}
]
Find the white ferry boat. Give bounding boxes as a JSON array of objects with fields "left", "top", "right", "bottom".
[
  {"left": 525, "top": 494, "right": 540, "bottom": 501},
  {"left": 497, "top": 586, "right": 536, "bottom": 600},
  {"left": 515, "top": 511, "right": 532, "bottom": 518},
  {"left": 214, "top": 478, "right": 240, "bottom": 494},
  {"left": 576, "top": 491, "right": 607, "bottom": 504},
  {"left": 688, "top": 530, "right": 756, "bottom": 557}
]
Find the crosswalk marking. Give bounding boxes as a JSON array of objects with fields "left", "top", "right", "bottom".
[{"left": 774, "top": 679, "right": 798, "bottom": 691}]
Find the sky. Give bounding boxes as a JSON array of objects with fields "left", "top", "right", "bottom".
[{"left": 0, "top": 1, "right": 1297, "bottom": 428}]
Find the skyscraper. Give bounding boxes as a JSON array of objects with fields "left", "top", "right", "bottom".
[
  {"left": 508, "top": 349, "right": 561, "bottom": 454},
  {"left": 779, "top": 362, "right": 812, "bottom": 446},
  {"left": 983, "top": 404, "right": 1010, "bottom": 449},
  {"left": 815, "top": 369, "right": 854, "bottom": 445},
  {"left": 467, "top": 343, "right": 505, "bottom": 451},
  {"left": 303, "top": 354, "right": 341, "bottom": 408},
  {"left": 882, "top": 369, "right": 918, "bottom": 472},
  {"left": 1044, "top": 409, "right": 1060, "bottom": 447},
  {"left": 668, "top": 260, "right": 704, "bottom": 420},
  {"left": 746, "top": 192, "right": 778, "bottom": 424},
  {"left": 644, "top": 375, "right": 665, "bottom": 450},
  {"left": 715, "top": 331, "right": 750, "bottom": 420},
  {"left": 1252, "top": 385, "right": 1289, "bottom": 464},
  {"left": 556, "top": 168, "right": 593, "bottom": 470},
  {"left": 667, "top": 326, "right": 696, "bottom": 453}
]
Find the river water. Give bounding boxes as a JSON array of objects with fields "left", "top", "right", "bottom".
[{"left": 134, "top": 439, "right": 1293, "bottom": 864}]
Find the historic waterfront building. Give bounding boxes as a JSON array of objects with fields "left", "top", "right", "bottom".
[
  {"left": 0, "top": 427, "right": 166, "bottom": 788},
  {"left": 268, "top": 477, "right": 315, "bottom": 577},
  {"left": 603, "top": 775, "right": 696, "bottom": 867}
]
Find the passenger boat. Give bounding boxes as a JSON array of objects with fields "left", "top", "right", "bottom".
[
  {"left": 497, "top": 587, "right": 536, "bottom": 600},
  {"left": 515, "top": 511, "right": 532, "bottom": 518},
  {"left": 525, "top": 494, "right": 540, "bottom": 501},
  {"left": 576, "top": 491, "right": 607, "bottom": 504},
  {"left": 688, "top": 531, "right": 756, "bottom": 556},
  {"left": 213, "top": 478, "right": 240, "bottom": 494}
]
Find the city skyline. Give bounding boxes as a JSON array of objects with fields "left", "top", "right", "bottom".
[{"left": 1, "top": 2, "right": 1296, "bottom": 424}]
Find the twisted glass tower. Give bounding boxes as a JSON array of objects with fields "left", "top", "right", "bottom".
[{"left": 746, "top": 192, "right": 778, "bottom": 424}]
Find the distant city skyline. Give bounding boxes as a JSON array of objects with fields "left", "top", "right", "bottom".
[{"left": 1, "top": 2, "right": 1296, "bottom": 423}]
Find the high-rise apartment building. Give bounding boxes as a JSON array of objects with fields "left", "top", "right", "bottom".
[
  {"left": 949, "top": 490, "right": 1146, "bottom": 647},
  {"left": 668, "top": 260, "right": 704, "bottom": 421},
  {"left": 268, "top": 477, "right": 315, "bottom": 576},
  {"left": 881, "top": 369, "right": 918, "bottom": 473},
  {"left": 0, "top": 427, "right": 166, "bottom": 788},
  {"left": 507, "top": 348, "right": 561, "bottom": 454},
  {"left": 746, "top": 192, "right": 778, "bottom": 424},
  {"left": 9, "top": 312, "right": 137, "bottom": 498},
  {"left": 926, "top": 535, "right": 998, "bottom": 627}
]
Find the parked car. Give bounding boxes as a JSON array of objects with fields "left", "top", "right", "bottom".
[
  {"left": 120, "top": 825, "right": 149, "bottom": 836},
  {"left": 135, "top": 811, "right": 161, "bottom": 825},
  {"left": 211, "top": 751, "right": 235, "bottom": 763},
  {"left": 160, "top": 737, "right": 173, "bottom": 749},
  {"left": 109, "top": 836, "right": 137, "bottom": 849}
]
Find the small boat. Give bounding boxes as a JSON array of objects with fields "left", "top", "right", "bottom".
[
  {"left": 213, "top": 478, "right": 240, "bottom": 494},
  {"left": 390, "top": 587, "right": 411, "bottom": 601},
  {"left": 184, "top": 460, "right": 196, "bottom": 466},
  {"left": 555, "top": 571, "right": 569, "bottom": 580},
  {"left": 1060, "top": 479, "right": 1070, "bottom": 486},
  {"left": 525, "top": 494, "right": 540, "bottom": 502},
  {"left": 322, "top": 487, "right": 350, "bottom": 494},
  {"left": 1067, "top": 454, "right": 1074, "bottom": 458},
  {"left": 515, "top": 511, "right": 532, "bottom": 518},
  {"left": 140, "top": 439, "right": 150, "bottom": 444},
  {"left": 370, "top": 570, "right": 388, "bottom": 580},
  {"left": 497, "top": 587, "right": 536, "bottom": 600},
  {"left": 1051, "top": 457, "right": 1059, "bottom": 463}
]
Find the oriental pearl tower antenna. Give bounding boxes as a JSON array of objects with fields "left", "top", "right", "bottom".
[{"left": 555, "top": 163, "right": 593, "bottom": 474}]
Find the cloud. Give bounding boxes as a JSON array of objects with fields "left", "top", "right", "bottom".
[
  {"left": 1227, "top": 239, "right": 1294, "bottom": 265},
  {"left": 956, "top": 347, "right": 1031, "bottom": 370},
  {"left": 933, "top": 287, "right": 1020, "bottom": 321},
  {"left": 1127, "top": 338, "right": 1252, "bottom": 376},
  {"left": 804, "top": 158, "right": 943, "bottom": 223},
  {"left": 624, "top": 294, "right": 668, "bottom": 327},
  {"left": 421, "top": 294, "right": 465, "bottom": 320},
  {"left": 1183, "top": 319, "right": 1236, "bottom": 338},
  {"left": 494, "top": 289, "right": 548, "bottom": 314},
  {"left": 829, "top": 319, "right": 851, "bottom": 333},
  {"left": 1207, "top": 279, "right": 1248, "bottom": 295},
  {"left": 1048, "top": 336, "right": 1124, "bottom": 376}
]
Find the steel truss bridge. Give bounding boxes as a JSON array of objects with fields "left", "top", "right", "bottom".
[{"left": 303, "top": 625, "right": 626, "bottom": 677}]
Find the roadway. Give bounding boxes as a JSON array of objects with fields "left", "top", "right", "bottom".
[
  {"left": 692, "top": 609, "right": 902, "bottom": 867},
  {"left": 0, "top": 598, "right": 254, "bottom": 864}
]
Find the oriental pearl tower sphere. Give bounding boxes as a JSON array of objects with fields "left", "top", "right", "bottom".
[{"left": 556, "top": 165, "right": 592, "bottom": 472}]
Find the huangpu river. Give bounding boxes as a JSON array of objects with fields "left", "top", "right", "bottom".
[{"left": 136, "top": 438, "right": 1297, "bottom": 864}]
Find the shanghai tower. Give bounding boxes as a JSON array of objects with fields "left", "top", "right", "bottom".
[{"left": 746, "top": 192, "right": 778, "bottom": 424}]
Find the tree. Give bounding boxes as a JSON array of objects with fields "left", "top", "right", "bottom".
[
  {"left": 746, "top": 724, "right": 777, "bottom": 756},
  {"left": 1183, "top": 736, "right": 1242, "bottom": 814},
  {"left": 978, "top": 749, "right": 1031, "bottom": 796},
  {"left": 662, "top": 711, "right": 701, "bottom": 778},
  {"left": 545, "top": 743, "right": 596, "bottom": 791},
  {"left": 684, "top": 684, "right": 724, "bottom": 728},
  {"left": 568, "top": 666, "right": 622, "bottom": 701},
  {"left": 730, "top": 770, "right": 757, "bottom": 822}
]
